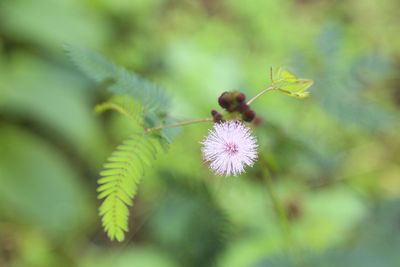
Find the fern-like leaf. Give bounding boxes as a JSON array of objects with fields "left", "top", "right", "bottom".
[
  {"left": 64, "top": 43, "right": 118, "bottom": 83},
  {"left": 65, "top": 45, "right": 182, "bottom": 241},
  {"left": 98, "top": 134, "right": 158, "bottom": 242},
  {"left": 108, "top": 69, "right": 170, "bottom": 114},
  {"left": 95, "top": 95, "right": 144, "bottom": 127},
  {"left": 64, "top": 44, "right": 170, "bottom": 115}
]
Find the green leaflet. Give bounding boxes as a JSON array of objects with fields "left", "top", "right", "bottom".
[
  {"left": 97, "top": 134, "right": 158, "bottom": 242},
  {"left": 272, "top": 66, "right": 313, "bottom": 98},
  {"left": 95, "top": 95, "right": 144, "bottom": 127}
]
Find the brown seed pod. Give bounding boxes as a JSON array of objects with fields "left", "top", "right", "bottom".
[
  {"left": 236, "top": 93, "right": 246, "bottom": 102},
  {"left": 236, "top": 102, "right": 250, "bottom": 113},
  {"left": 243, "top": 109, "right": 255, "bottom": 122}
]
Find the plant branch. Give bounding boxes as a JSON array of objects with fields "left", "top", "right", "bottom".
[
  {"left": 270, "top": 67, "right": 273, "bottom": 83},
  {"left": 247, "top": 86, "right": 275, "bottom": 105},
  {"left": 145, "top": 118, "right": 214, "bottom": 133}
]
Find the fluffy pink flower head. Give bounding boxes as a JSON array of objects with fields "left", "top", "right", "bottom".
[{"left": 201, "top": 121, "right": 258, "bottom": 176}]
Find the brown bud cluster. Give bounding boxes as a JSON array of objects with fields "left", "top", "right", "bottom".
[
  {"left": 211, "top": 109, "right": 223, "bottom": 122},
  {"left": 216, "top": 91, "right": 256, "bottom": 122}
]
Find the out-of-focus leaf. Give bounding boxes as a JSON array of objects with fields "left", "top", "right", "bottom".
[
  {"left": 148, "top": 173, "right": 229, "bottom": 267},
  {"left": 81, "top": 246, "right": 177, "bottom": 267},
  {"left": 65, "top": 44, "right": 177, "bottom": 137},
  {"left": 0, "top": 53, "right": 107, "bottom": 164},
  {"left": 65, "top": 43, "right": 118, "bottom": 83},
  {"left": 0, "top": 0, "right": 108, "bottom": 52},
  {"left": 311, "top": 26, "right": 395, "bottom": 130},
  {"left": 0, "top": 125, "right": 93, "bottom": 239},
  {"left": 65, "top": 44, "right": 171, "bottom": 115},
  {"left": 251, "top": 200, "right": 400, "bottom": 267}
]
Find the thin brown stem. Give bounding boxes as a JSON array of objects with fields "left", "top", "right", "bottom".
[
  {"left": 270, "top": 67, "right": 273, "bottom": 83},
  {"left": 145, "top": 118, "right": 214, "bottom": 133},
  {"left": 247, "top": 86, "right": 275, "bottom": 105}
]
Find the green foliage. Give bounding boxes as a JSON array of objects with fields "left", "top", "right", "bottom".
[
  {"left": 251, "top": 200, "right": 400, "bottom": 267},
  {"left": 0, "top": 125, "right": 92, "bottom": 238},
  {"left": 148, "top": 173, "right": 229, "bottom": 267},
  {"left": 64, "top": 45, "right": 314, "bottom": 242},
  {"left": 308, "top": 27, "right": 395, "bottom": 130},
  {"left": 2, "top": 0, "right": 400, "bottom": 265},
  {"left": 65, "top": 44, "right": 180, "bottom": 144},
  {"left": 98, "top": 134, "right": 158, "bottom": 242},
  {"left": 272, "top": 66, "right": 313, "bottom": 98},
  {"left": 95, "top": 95, "right": 144, "bottom": 127},
  {"left": 64, "top": 44, "right": 118, "bottom": 83},
  {"left": 65, "top": 44, "right": 177, "bottom": 242},
  {"left": 109, "top": 68, "right": 171, "bottom": 115},
  {"left": 64, "top": 44, "right": 171, "bottom": 117}
]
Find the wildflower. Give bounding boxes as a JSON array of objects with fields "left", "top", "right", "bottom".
[{"left": 201, "top": 121, "right": 258, "bottom": 176}]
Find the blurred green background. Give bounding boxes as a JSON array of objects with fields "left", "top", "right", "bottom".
[{"left": 1, "top": 0, "right": 400, "bottom": 266}]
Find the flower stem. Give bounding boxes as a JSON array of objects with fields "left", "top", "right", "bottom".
[
  {"left": 247, "top": 86, "right": 275, "bottom": 105},
  {"left": 145, "top": 118, "right": 214, "bottom": 133}
]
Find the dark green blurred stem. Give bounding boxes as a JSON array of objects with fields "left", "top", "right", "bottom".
[{"left": 263, "top": 169, "right": 292, "bottom": 250}]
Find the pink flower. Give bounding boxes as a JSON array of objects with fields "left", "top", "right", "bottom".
[{"left": 201, "top": 121, "right": 258, "bottom": 176}]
